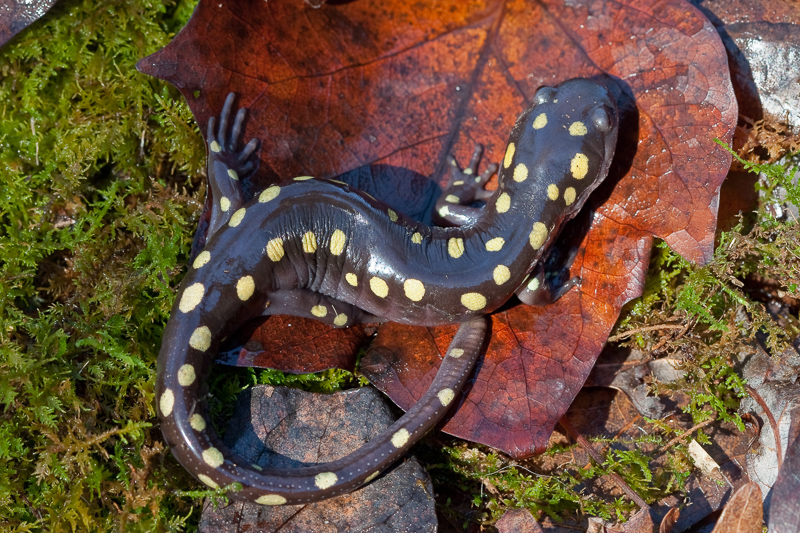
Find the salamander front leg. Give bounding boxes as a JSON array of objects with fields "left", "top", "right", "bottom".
[
  {"left": 206, "top": 93, "right": 260, "bottom": 238},
  {"left": 433, "top": 144, "right": 498, "bottom": 227},
  {"left": 516, "top": 247, "right": 582, "bottom": 306}
]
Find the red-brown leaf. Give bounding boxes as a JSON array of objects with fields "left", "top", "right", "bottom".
[
  {"left": 137, "top": 0, "right": 736, "bottom": 458},
  {"left": 0, "top": 0, "right": 58, "bottom": 48}
]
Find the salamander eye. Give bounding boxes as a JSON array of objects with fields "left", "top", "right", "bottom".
[
  {"left": 590, "top": 106, "right": 612, "bottom": 132},
  {"left": 534, "top": 86, "right": 558, "bottom": 105}
]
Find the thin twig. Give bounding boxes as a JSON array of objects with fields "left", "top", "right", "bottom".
[
  {"left": 660, "top": 415, "right": 717, "bottom": 451},
  {"left": 607, "top": 323, "right": 686, "bottom": 343}
]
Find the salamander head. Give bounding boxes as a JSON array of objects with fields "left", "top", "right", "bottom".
[{"left": 498, "top": 78, "right": 618, "bottom": 222}]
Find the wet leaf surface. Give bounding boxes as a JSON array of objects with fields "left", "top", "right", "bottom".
[{"left": 137, "top": 0, "right": 736, "bottom": 459}]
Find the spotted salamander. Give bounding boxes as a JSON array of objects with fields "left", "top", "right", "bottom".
[{"left": 156, "top": 78, "right": 618, "bottom": 505}]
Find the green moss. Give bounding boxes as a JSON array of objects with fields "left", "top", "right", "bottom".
[{"left": 0, "top": 0, "right": 205, "bottom": 530}]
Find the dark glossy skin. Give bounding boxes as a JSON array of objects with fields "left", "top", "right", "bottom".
[{"left": 156, "top": 79, "right": 618, "bottom": 505}]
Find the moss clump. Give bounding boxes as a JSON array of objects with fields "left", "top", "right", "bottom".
[{"left": 0, "top": 0, "right": 207, "bottom": 530}]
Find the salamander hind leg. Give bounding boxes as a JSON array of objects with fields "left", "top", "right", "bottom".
[
  {"left": 206, "top": 93, "right": 260, "bottom": 238},
  {"left": 433, "top": 143, "right": 499, "bottom": 227}
]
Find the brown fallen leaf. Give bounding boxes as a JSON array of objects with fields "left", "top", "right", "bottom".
[
  {"left": 736, "top": 342, "right": 800, "bottom": 498},
  {"left": 659, "top": 507, "right": 679, "bottom": 533},
  {"left": 710, "top": 482, "right": 763, "bottom": 533},
  {"left": 766, "top": 405, "right": 800, "bottom": 533},
  {"left": 495, "top": 508, "right": 544, "bottom": 533}
]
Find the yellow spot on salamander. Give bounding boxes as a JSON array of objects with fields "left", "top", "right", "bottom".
[
  {"left": 209, "top": 141, "right": 221, "bottom": 153},
  {"left": 193, "top": 251, "right": 211, "bottom": 270},
  {"left": 448, "top": 237, "right": 465, "bottom": 259},
  {"left": 311, "top": 305, "right": 327, "bottom": 318},
  {"left": 528, "top": 277, "right": 541, "bottom": 291},
  {"left": 569, "top": 121, "right": 588, "bottom": 136},
  {"left": 251, "top": 464, "right": 263, "bottom": 471},
  {"left": 202, "top": 447, "right": 224, "bottom": 468},
  {"left": 439, "top": 205, "right": 451, "bottom": 218},
  {"left": 364, "top": 471, "right": 380, "bottom": 483},
  {"left": 330, "top": 229, "right": 346, "bottom": 256},
  {"left": 314, "top": 472, "right": 338, "bottom": 489},
  {"left": 265, "top": 238, "right": 285, "bottom": 262},
  {"left": 513, "top": 163, "right": 528, "bottom": 183},
  {"left": 159, "top": 389, "right": 174, "bottom": 417},
  {"left": 179, "top": 283, "right": 205, "bottom": 313},
  {"left": 370, "top": 277, "right": 389, "bottom": 298},
  {"left": 220, "top": 197, "right": 230, "bottom": 212},
  {"left": 256, "top": 494, "right": 287, "bottom": 506},
  {"left": 445, "top": 194, "right": 460, "bottom": 203},
  {"left": 463, "top": 168, "right": 473, "bottom": 175},
  {"left": 387, "top": 209, "right": 398, "bottom": 222},
  {"left": 529, "top": 222, "right": 548, "bottom": 249},
  {"left": 496, "top": 192, "right": 510, "bottom": 213},
  {"left": 198, "top": 474, "right": 218, "bottom": 489},
  {"left": 532, "top": 112, "right": 548, "bottom": 129},
  {"left": 564, "top": 187, "right": 576, "bottom": 206},
  {"left": 391, "top": 428, "right": 410, "bottom": 448},
  {"left": 227, "top": 168, "right": 239, "bottom": 180},
  {"left": 302, "top": 231, "right": 317, "bottom": 253},
  {"left": 190, "top": 414, "right": 206, "bottom": 431},
  {"left": 438, "top": 388, "right": 455, "bottom": 406},
  {"left": 452, "top": 180, "right": 464, "bottom": 186},
  {"left": 461, "top": 292, "right": 487, "bottom": 311},
  {"left": 403, "top": 279, "right": 425, "bottom": 302},
  {"left": 189, "top": 326, "right": 212, "bottom": 352},
  {"left": 449, "top": 348, "right": 464, "bottom": 358},
  {"left": 345, "top": 272, "right": 358, "bottom": 286},
  {"left": 547, "top": 184, "right": 559, "bottom": 201},
  {"left": 229, "top": 207, "right": 246, "bottom": 227},
  {"left": 411, "top": 232, "right": 422, "bottom": 244},
  {"left": 503, "top": 142, "right": 515, "bottom": 168},
  {"left": 293, "top": 176, "right": 314, "bottom": 181},
  {"left": 571, "top": 153, "right": 589, "bottom": 180},
  {"left": 493, "top": 265, "right": 511, "bottom": 285},
  {"left": 258, "top": 185, "right": 281, "bottom": 203},
  {"left": 485, "top": 237, "right": 505, "bottom": 251},
  {"left": 333, "top": 313, "right": 348, "bottom": 326},
  {"left": 236, "top": 276, "right": 255, "bottom": 301},
  {"left": 177, "top": 364, "right": 196, "bottom": 387}
]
